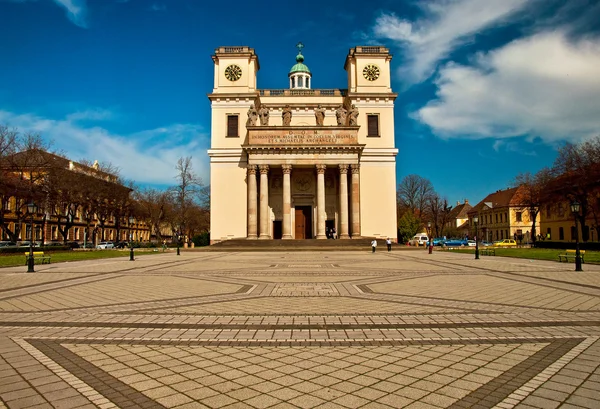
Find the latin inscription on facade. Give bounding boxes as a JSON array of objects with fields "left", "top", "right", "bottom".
[{"left": 248, "top": 128, "right": 358, "bottom": 145}]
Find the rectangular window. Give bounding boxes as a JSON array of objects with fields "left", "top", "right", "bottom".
[
  {"left": 367, "top": 115, "right": 379, "bottom": 137},
  {"left": 516, "top": 212, "right": 522, "bottom": 222},
  {"left": 559, "top": 227, "right": 564, "bottom": 240},
  {"left": 226, "top": 115, "right": 239, "bottom": 137},
  {"left": 495, "top": 214, "right": 498, "bottom": 223},
  {"left": 75, "top": 227, "right": 80, "bottom": 240}
]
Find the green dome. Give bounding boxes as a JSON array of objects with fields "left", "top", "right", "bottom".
[{"left": 289, "top": 53, "right": 311, "bottom": 75}]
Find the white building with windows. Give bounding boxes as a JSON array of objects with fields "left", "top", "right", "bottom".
[{"left": 208, "top": 45, "right": 398, "bottom": 243}]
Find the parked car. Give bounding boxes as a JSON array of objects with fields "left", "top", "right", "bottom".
[
  {"left": 0, "top": 241, "right": 17, "bottom": 248},
  {"left": 426, "top": 238, "right": 446, "bottom": 246},
  {"left": 466, "top": 240, "right": 476, "bottom": 247},
  {"left": 444, "top": 238, "right": 468, "bottom": 247},
  {"left": 114, "top": 241, "right": 128, "bottom": 249},
  {"left": 494, "top": 239, "right": 517, "bottom": 247},
  {"left": 96, "top": 242, "right": 115, "bottom": 249},
  {"left": 480, "top": 241, "right": 493, "bottom": 247},
  {"left": 408, "top": 234, "right": 429, "bottom": 246}
]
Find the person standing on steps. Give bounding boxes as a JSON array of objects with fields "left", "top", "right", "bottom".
[
  {"left": 371, "top": 239, "right": 377, "bottom": 253},
  {"left": 386, "top": 237, "right": 392, "bottom": 252}
]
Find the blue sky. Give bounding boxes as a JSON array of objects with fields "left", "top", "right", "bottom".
[{"left": 1, "top": 0, "right": 600, "bottom": 207}]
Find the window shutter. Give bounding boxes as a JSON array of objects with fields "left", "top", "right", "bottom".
[
  {"left": 227, "top": 115, "right": 238, "bottom": 137},
  {"left": 367, "top": 115, "right": 379, "bottom": 136}
]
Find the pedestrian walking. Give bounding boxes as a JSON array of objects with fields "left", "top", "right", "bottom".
[
  {"left": 386, "top": 237, "right": 391, "bottom": 252},
  {"left": 371, "top": 239, "right": 377, "bottom": 253}
]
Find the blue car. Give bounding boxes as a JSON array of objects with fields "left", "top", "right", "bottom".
[
  {"left": 443, "top": 238, "right": 468, "bottom": 247},
  {"left": 426, "top": 238, "right": 446, "bottom": 246}
]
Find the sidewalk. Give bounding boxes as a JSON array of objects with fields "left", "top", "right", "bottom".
[{"left": 0, "top": 250, "right": 599, "bottom": 408}]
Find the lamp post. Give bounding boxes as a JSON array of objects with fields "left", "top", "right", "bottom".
[
  {"left": 176, "top": 232, "right": 181, "bottom": 256},
  {"left": 473, "top": 215, "right": 479, "bottom": 260},
  {"left": 427, "top": 222, "right": 432, "bottom": 254},
  {"left": 26, "top": 201, "right": 37, "bottom": 273},
  {"left": 570, "top": 201, "right": 583, "bottom": 272},
  {"left": 128, "top": 216, "right": 135, "bottom": 261}
]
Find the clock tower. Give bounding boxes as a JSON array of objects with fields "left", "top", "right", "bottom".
[
  {"left": 212, "top": 46, "right": 259, "bottom": 93},
  {"left": 344, "top": 46, "right": 393, "bottom": 94}
]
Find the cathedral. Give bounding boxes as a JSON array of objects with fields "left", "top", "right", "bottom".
[{"left": 208, "top": 44, "right": 398, "bottom": 243}]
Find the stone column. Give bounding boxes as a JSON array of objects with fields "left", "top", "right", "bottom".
[
  {"left": 259, "top": 165, "right": 270, "bottom": 239},
  {"left": 282, "top": 164, "right": 292, "bottom": 239},
  {"left": 316, "top": 164, "right": 327, "bottom": 239},
  {"left": 247, "top": 165, "right": 258, "bottom": 239},
  {"left": 339, "top": 164, "right": 350, "bottom": 239},
  {"left": 351, "top": 164, "right": 361, "bottom": 237}
]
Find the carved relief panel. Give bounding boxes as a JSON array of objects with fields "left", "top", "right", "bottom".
[{"left": 292, "top": 171, "right": 315, "bottom": 195}]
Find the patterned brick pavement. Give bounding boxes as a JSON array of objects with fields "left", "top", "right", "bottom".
[{"left": 0, "top": 250, "right": 599, "bottom": 408}]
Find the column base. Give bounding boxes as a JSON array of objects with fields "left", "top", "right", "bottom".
[
  {"left": 247, "top": 235, "right": 258, "bottom": 240},
  {"left": 339, "top": 234, "right": 350, "bottom": 239},
  {"left": 258, "top": 235, "right": 271, "bottom": 240},
  {"left": 282, "top": 235, "right": 293, "bottom": 239},
  {"left": 316, "top": 234, "right": 327, "bottom": 239}
]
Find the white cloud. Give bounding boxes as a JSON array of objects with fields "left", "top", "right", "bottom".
[
  {"left": 52, "top": 0, "right": 88, "bottom": 28},
  {"left": 0, "top": 109, "right": 210, "bottom": 186},
  {"left": 66, "top": 108, "right": 113, "bottom": 122},
  {"left": 372, "top": 0, "right": 530, "bottom": 84},
  {"left": 415, "top": 31, "right": 600, "bottom": 143}
]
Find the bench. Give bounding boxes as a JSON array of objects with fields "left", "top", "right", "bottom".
[
  {"left": 558, "top": 249, "right": 585, "bottom": 263},
  {"left": 23, "top": 251, "right": 51, "bottom": 265},
  {"left": 480, "top": 248, "right": 495, "bottom": 256}
]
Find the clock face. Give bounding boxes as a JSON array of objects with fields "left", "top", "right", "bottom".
[
  {"left": 225, "top": 64, "right": 242, "bottom": 81},
  {"left": 363, "top": 64, "right": 380, "bottom": 81}
]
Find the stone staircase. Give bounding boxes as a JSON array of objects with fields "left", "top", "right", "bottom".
[{"left": 203, "top": 239, "right": 419, "bottom": 252}]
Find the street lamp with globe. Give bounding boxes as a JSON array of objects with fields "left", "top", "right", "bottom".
[
  {"left": 427, "top": 222, "right": 432, "bottom": 254},
  {"left": 570, "top": 201, "right": 583, "bottom": 272},
  {"left": 473, "top": 215, "right": 479, "bottom": 260},
  {"left": 26, "top": 201, "right": 37, "bottom": 273},
  {"left": 128, "top": 216, "right": 135, "bottom": 261}
]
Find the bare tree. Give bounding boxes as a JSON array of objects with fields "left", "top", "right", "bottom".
[
  {"left": 134, "top": 187, "right": 174, "bottom": 242},
  {"left": 550, "top": 137, "right": 600, "bottom": 241},
  {"left": 513, "top": 168, "right": 552, "bottom": 245},
  {"left": 171, "top": 157, "right": 204, "bottom": 241},
  {"left": 397, "top": 174, "right": 434, "bottom": 221}
]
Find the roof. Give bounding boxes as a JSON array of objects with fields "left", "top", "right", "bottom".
[
  {"left": 468, "top": 187, "right": 522, "bottom": 214},
  {"left": 449, "top": 202, "right": 472, "bottom": 219},
  {"left": 289, "top": 53, "right": 311, "bottom": 75}
]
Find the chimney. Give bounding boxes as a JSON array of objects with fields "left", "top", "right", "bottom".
[
  {"left": 457, "top": 201, "right": 460, "bottom": 206},
  {"left": 93, "top": 160, "right": 99, "bottom": 170},
  {"left": 465, "top": 199, "right": 469, "bottom": 204}
]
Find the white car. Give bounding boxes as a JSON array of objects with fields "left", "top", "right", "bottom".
[
  {"left": 96, "top": 242, "right": 115, "bottom": 249},
  {"left": 467, "top": 240, "right": 476, "bottom": 247},
  {"left": 408, "top": 234, "right": 429, "bottom": 246}
]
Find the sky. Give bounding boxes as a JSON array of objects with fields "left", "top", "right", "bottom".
[{"left": 1, "top": 0, "right": 600, "bottom": 208}]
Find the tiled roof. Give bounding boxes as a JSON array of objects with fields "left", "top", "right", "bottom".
[
  {"left": 468, "top": 187, "right": 522, "bottom": 214},
  {"left": 449, "top": 203, "right": 472, "bottom": 219}
]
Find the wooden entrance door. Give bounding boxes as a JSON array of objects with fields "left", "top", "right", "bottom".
[{"left": 294, "top": 206, "right": 312, "bottom": 239}]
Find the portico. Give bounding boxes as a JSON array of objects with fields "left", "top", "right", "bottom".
[{"left": 245, "top": 126, "right": 363, "bottom": 240}]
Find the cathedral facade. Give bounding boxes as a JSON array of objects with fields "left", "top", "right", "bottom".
[{"left": 208, "top": 45, "right": 398, "bottom": 243}]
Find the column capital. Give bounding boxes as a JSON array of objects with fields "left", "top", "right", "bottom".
[
  {"left": 282, "top": 164, "right": 292, "bottom": 174},
  {"left": 247, "top": 165, "right": 257, "bottom": 176},
  {"left": 339, "top": 164, "right": 349, "bottom": 174},
  {"left": 351, "top": 163, "right": 360, "bottom": 174},
  {"left": 259, "top": 164, "right": 270, "bottom": 174},
  {"left": 316, "top": 164, "right": 326, "bottom": 174}
]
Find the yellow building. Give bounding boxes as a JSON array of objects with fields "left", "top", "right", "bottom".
[
  {"left": 539, "top": 201, "right": 597, "bottom": 242},
  {"left": 468, "top": 187, "right": 539, "bottom": 243},
  {"left": 208, "top": 45, "right": 398, "bottom": 243}
]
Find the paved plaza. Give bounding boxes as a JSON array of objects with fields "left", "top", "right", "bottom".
[{"left": 0, "top": 249, "right": 599, "bottom": 409}]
